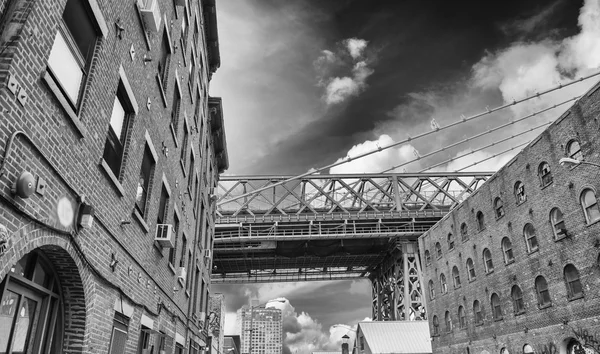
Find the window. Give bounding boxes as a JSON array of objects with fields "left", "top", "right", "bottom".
[
  {"left": 483, "top": 248, "right": 494, "bottom": 273},
  {"left": 535, "top": 276, "right": 552, "bottom": 307},
  {"left": 440, "top": 273, "right": 447, "bottom": 294},
  {"left": 138, "top": 326, "right": 152, "bottom": 354},
  {"left": 538, "top": 162, "right": 552, "bottom": 187},
  {"left": 135, "top": 145, "right": 156, "bottom": 218},
  {"left": 179, "top": 235, "right": 187, "bottom": 270},
  {"left": 501, "top": 237, "right": 514, "bottom": 264},
  {"left": 360, "top": 336, "right": 365, "bottom": 350},
  {"left": 476, "top": 211, "right": 485, "bottom": 231},
  {"left": 158, "top": 29, "right": 172, "bottom": 89},
  {"left": 523, "top": 223, "right": 538, "bottom": 253},
  {"left": 511, "top": 285, "right": 525, "bottom": 314},
  {"left": 460, "top": 223, "right": 468, "bottom": 241},
  {"left": 490, "top": 293, "right": 502, "bottom": 320},
  {"left": 466, "top": 258, "right": 476, "bottom": 281},
  {"left": 435, "top": 242, "right": 442, "bottom": 258},
  {"left": 473, "top": 300, "right": 483, "bottom": 325},
  {"left": 444, "top": 311, "right": 452, "bottom": 332},
  {"left": 494, "top": 198, "right": 505, "bottom": 219},
  {"left": 47, "top": 0, "right": 104, "bottom": 107},
  {"left": 157, "top": 185, "right": 169, "bottom": 225},
  {"left": 458, "top": 306, "right": 466, "bottom": 329},
  {"left": 181, "top": 122, "right": 189, "bottom": 168},
  {"left": 109, "top": 312, "right": 129, "bottom": 353},
  {"left": 171, "top": 85, "right": 182, "bottom": 134},
  {"left": 550, "top": 208, "right": 567, "bottom": 239},
  {"left": 432, "top": 316, "right": 439, "bottom": 335},
  {"left": 188, "top": 150, "right": 195, "bottom": 193},
  {"left": 523, "top": 345, "right": 535, "bottom": 354},
  {"left": 448, "top": 233, "right": 454, "bottom": 250},
  {"left": 181, "top": 13, "right": 189, "bottom": 53},
  {"left": 581, "top": 188, "right": 600, "bottom": 224},
  {"left": 564, "top": 264, "right": 583, "bottom": 299},
  {"left": 169, "top": 213, "right": 179, "bottom": 266},
  {"left": 515, "top": 181, "right": 526, "bottom": 204},
  {"left": 103, "top": 80, "right": 134, "bottom": 179},
  {"left": 428, "top": 280, "right": 435, "bottom": 300},
  {"left": 567, "top": 139, "right": 583, "bottom": 161},
  {"left": 452, "top": 266, "right": 461, "bottom": 288},
  {"left": 424, "top": 250, "right": 431, "bottom": 265}
]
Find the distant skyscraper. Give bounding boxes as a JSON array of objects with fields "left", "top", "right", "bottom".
[{"left": 237, "top": 304, "right": 283, "bottom": 354}]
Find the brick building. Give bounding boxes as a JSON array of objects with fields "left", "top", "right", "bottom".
[
  {"left": 208, "top": 293, "right": 226, "bottom": 354},
  {"left": 419, "top": 80, "right": 600, "bottom": 354},
  {"left": 0, "top": 0, "right": 227, "bottom": 353}
]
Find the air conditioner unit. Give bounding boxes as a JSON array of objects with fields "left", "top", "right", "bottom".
[
  {"left": 177, "top": 266, "right": 187, "bottom": 281},
  {"left": 139, "top": 0, "right": 162, "bottom": 32},
  {"left": 155, "top": 224, "right": 174, "bottom": 248},
  {"left": 204, "top": 249, "right": 212, "bottom": 259}
]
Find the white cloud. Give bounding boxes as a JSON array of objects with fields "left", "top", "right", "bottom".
[{"left": 345, "top": 38, "right": 368, "bottom": 59}]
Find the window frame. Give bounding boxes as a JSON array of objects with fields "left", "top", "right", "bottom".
[
  {"left": 523, "top": 223, "right": 539, "bottom": 253},
  {"left": 435, "top": 242, "right": 442, "bottom": 259},
  {"left": 581, "top": 188, "right": 600, "bottom": 224},
  {"left": 424, "top": 250, "right": 431, "bottom": 265},
  {"left": 473, "top": 300, "right": 483, "bottom": 325},
  {"left": 494, "top": 198, "right": 505, "bottom": 219},
  {"left": 476, "top": 211, "right": 485, "bottom": 231},
  {"left": 447, "top": 232, "right": 454, "bottom": 250},
  {"left": 550, "top": 207, "right": 567, "bottom": 240},
  {"left": 501, "top": 237, "right": 514, "bottom": 264},
  {"left": 452, "top": 266, "right": 461, "bottom": 289},
  {"left": 490, "top": 293, "right": 503, "bottom": 321},
  {"left": 567, "top": 139, "right": 583, "bottom": 161},
  {"left": 432, "top": 315, "right": 439, "bottom": 335},
  {"left": 444, "top": 311, "right": 452, "bottom": 333},
  {"left": 460, "top": 222, "right": 468, "bottom": 241},
  {"left": 483, "top": 248, "right": 494, "bottom": 274},
  {"left": 535, "top": 275, "right": 552, "bottom": 308},
  {"left": 564, "top": 264, "right": 584, "bottom": 300},
  {"left": 440, "top": 273, "right": 448, "bottom": 294},
  {"left": 458, "top": 306, "right": 466, "bottom": 329},
  {"left": 135, "top": 132, "right": 159, "bottom": 221},
  {"left": 511, "top": 285, "right": 525, "bottom": 315},
  {"left": 538, "top": 162, "right": 553, "bottom": 187},
  {"left": 466, "top": 258, "right": 476, "bottom": 281},
  {"left": 428, "top": 279, "right": 435, "bottom": 300},
  {"left": 514, "top": 181, "right": 526, "bottom": 204}
]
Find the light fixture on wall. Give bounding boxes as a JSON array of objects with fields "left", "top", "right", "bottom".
[
  {"left": 12, "top": 171, "right": 35, "bottom": 198},
  {"left": 78, "top": 202, "right": 95, "bottom": 229}
]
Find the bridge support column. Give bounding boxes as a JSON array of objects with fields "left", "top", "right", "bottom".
[{"left": 369, "top": 242, "right": 426, "bottom": 321}]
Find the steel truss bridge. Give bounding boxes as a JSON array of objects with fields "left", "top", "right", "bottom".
[{"left": 214, "top": 172, "right": 492, "bottom": 320}]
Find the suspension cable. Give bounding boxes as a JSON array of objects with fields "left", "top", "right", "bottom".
[{"left": 218, "top": 73, "right": 600, "bottom": 206}]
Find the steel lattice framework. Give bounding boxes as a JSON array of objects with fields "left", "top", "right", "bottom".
[{"left": 213, "top": 172, "right": 491, "bottom": 320}]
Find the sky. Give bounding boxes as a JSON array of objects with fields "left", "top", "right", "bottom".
[{"left": 209, "top": 0, "right": 600, "bottom": 353}]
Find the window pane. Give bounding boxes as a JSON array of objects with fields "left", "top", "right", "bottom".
[
  {"left": 62, "top": 0, "right": 97, "bottom": 63},
  {"left": 109, "top": 97, "right": 126, "bottom": 140},
  {"left": 583, "top": 190, "right": 597, "bottom": 207},
  {"left": 12, "top": 297, "right": 38, "bottom": 353},
  {"left": 529, "top": 235, "right": 538, "bottom": 250},
  {"left": 587, "top": 206, "right": 600, "bottom": 223},
  {"left": 48, "top": 31, "right": 84, "bottom": 103},
  {"left": 0, "top": 291, "right": 20, "bottom": 352}
]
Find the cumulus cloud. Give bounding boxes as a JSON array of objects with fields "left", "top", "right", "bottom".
[
  {"left": 315, "top": 38, "right": 375, "bottom": 105},
  {"left": 327, "top": 0, "right": 600, "bottom": 174}
]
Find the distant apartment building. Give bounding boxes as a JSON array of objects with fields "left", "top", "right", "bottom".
[
  {"left": 419, "top": 81, "right": 600, "bottom": 354},
  {"left": 237, "top": 305, "right": 283, "bottom": 354},
  {"left": 0, "top": 0, "right": 227, "bottom": 353},
  {"left": 209, "top": 293, "right": 226, "bottom": 354}
]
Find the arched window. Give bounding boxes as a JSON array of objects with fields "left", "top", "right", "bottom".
[
  {"left": 473, "top": 300, "right": 483, "bottom": 325},
  {"left": 567, "top": 139, "right": 583, "bottom": 161},
  {"left": 0, "top": 251, "right": 64, "bottom": 353},
  {"left": 538, "top": 162, "right": 552, "bottom": 187},
  {"left": 483, "top": 248, "right": 494, "bottom": 273},
  {"left": 501, "top": 348, "right": 510, "bottom": 354},
  {"left": 432, "top": 315, "right": 439, "bottom": 335},
  {"left": 448, "top": 233, "right": 455, "bottom": 250},
  {"left": 440, "top": 273, "right": 448, "bottom": 294},
  {"left": 491, "top": 293, "right": 503, "bottom": 320},
  {"left": 535, "top": 275, "right": 552, "bottom": 307},
  {"left": 476, "top": 211, "right": 485, "bottom": 231},
  {"left": 511, "top": 285, "right": 525, "bottom": 314},
  {"left": 444, "top": 311, "right": 452, "bottom": 332},
  {"left": 428, "top": 280, "right": 435, "bottom": 300},
  {"left": 564, "top": 264, "right": 583, "bottom": 299},
  {"left": 435, "top": 242, "right": 442, "bottom": 258},
  {"left": 452, "top": 266, "right": 461, "bottom": 288},
  {"left": 460, "top": 223, "right": 468, "bottom": 241},
  {"left": 581, "top": 188, "right": 600, "bottom": 224},
  {"left": 494, "top": 198, "right": 505, "bottom": 219},
  {"left": 466, "top": 258, "right": 476, "bottom": 281},
  {"left": 501, "top": 237, "right": 514, "bottom": 264},
  {"left": 550, "top": 208, "right": 567, "bottom": 239},
  {"left": 458, "top": 306, "right": 466, "bottom": 329},
  {"left": 424, "top": 250, "right": 431, "bottom": 265},
  {"left": 515, "top": 181, "right": 526, "bottom": 204},
  {"left": 523, "top": 344, "right": 535, "bottom": 354},
  {"left": 523, "top": 223, "right": 538, "bottom": 253}
]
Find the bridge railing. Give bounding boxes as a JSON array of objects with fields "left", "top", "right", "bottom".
[{"left": 216, "top": 172, "right": 491, "bottom": 222}]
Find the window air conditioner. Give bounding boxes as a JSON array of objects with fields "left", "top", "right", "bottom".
[
  {"left": 155, "top": 224, "right": 174, "bottom": 248},
  {"left": 177, "top": 266, "right": 187, "bottom": 281},
  {"left": 139, "top": 0, "right": 162, "bottom": 32}
]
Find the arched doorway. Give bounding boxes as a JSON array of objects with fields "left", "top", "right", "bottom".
[
  {"left": 566, "top": 338, "right": 596, "bottom": 354},
  {"left": 0, "top": 250, "right": 64, "bottom": 353}
]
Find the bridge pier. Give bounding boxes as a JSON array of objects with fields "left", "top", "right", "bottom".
[{"left": 370, "top": 242, "right": 427, "bottom": 321}]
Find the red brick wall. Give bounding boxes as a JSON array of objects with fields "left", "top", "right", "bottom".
[{"left": 419, "top": 82, "right": 600, "bottom": 354}]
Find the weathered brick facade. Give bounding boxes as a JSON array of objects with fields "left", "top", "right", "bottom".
[
  {"left": 0, "top": 0, "right": 227, "bottom": 353},
  {"left": 419, "top": 81, "right": 600, "bottom": 354}
]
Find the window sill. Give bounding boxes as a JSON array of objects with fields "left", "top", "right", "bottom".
[
  {"left": 469, "top": 278, "right": 476, "bottom": 283},
  {"left": 568, "top": 294, "right": 584, "bottom": 302},
  {"left": 538, "top": 303, "right": 553, "bottom": 310},
  {"left": 540, "top": 181, "right": 554, "bottom": 190},
  {"left": 133, "top": 208, "right": 150, "bottom": 234},
  {"left": 156, "top": 74, "right": 168, "bottom": 107},
  {"left": 448, "top": 247, "right": 455, "bottom": 252},
  {"left": 485, "top": 270, "right": 494, "bottom": 276},
  {"left": 170, "top": 123, "right": 180, "bottom": 148},
  {"left": 454, "top": 285, "right": 461, "bottom": 290},
  {"left": 99, "top": 159, "right": 125, "bottom": 197},
  {"left": 527, "top": 248, "right": 539, "bottom": 255},
  {"left": 586, "top": 218, "right": 600, "bottom": 228},
  {"left": 461, "top": 238, "right": 469, "bottom": 243},
  {"left": 185, "top": 290, "right": 190, "bottom": 298},
  {"left": 42, "top": 70, "right": 87, "bottom": 138},
  {"left": 153, "top": 241, "right": 165, "bottom": 255},
  {"left": 494, "top": 317, "right": 504, "bottom": 322},
  {"left": 168, "top": 263, "right": 176, "bottom": 275},
  {"left": 177, "top": 277, "right": 185, "bottom": 287},
  {"left": 495, "top": 214, "right": 504, "bottom": 221},
  {"left": 554, "top": 234, "right": 568, "bottom": 242},
  {"left": 505, "top": 259, "right": 515, "bottom": 266},
  {"left": 516, "top": 198, "right": 527, "bottom": 206},
  {"left": 514, "top": 310, "right": 525, "bottom": 316},
  {"left": 475, "top": 322, "right": 483, "bottom": 327}
]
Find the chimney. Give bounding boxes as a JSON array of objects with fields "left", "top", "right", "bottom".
[{"left": 342, "top": 334, "right": 350, "bottom": 354}]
